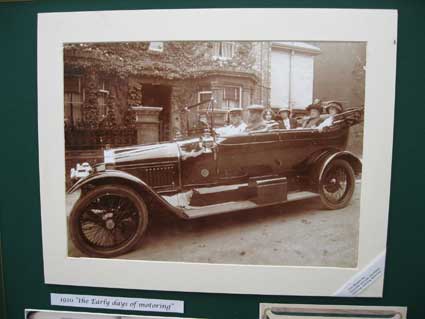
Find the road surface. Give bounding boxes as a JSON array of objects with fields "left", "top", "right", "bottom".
[{"left": 67, "top": 183, "right": 360, "bottom": 267}]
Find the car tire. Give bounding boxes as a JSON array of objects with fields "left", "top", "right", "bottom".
[
  {"left": 319, "top": 159, "right": 355, "bottom": 210},
  {"left": 69, "top": 184, "right": 148, "bottom": 258}
]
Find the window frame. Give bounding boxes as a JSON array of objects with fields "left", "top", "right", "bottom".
[
  {"left": 222, "top": 86, "right": 242, "bottom": 109},
  {"left": 64, "top": 75, "right": 84, "bottom": 126},
  {"left": 97, "top": 80, "right": 110, "bottom": 119},
  {"left": 197, "top": 90, "right": 213, "bottom": 110},
  {"left": 148, "top": 41, "right": 164, "bottom": 52},
  {"left": 213, "top": 41, "right": 235, "bottom": 60}
]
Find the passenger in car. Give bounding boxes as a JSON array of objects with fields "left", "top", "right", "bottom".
[
  {"left": 302, "top": 103, "right": 324, "bottom": 128},
  {"left": 263, "top": 109, "right": 280, "bottom": 129},
  {"left": 277, "top": 107, "right": 298, "bottom": 129},
  {"left": 246, "top": 104, "right": 268, "bottom": 131},
  {"left": 317, "top": 101, "right": 343, "bottom": 131},
  {"left": 215, "top": 108, "right": 247, "bottom": 135},
  {"left": 264, "top": 109, "right": 273, "bottom": 122}
]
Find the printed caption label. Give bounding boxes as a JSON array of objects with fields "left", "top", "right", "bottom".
[
  {"left": 334, "top": 250, "right": 386, "bottom": 297},
  {"left": 51, "top": 293, "right": 184, "bottom": 313}
]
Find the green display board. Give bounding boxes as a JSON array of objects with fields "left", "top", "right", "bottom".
[{"left": 1, "top": 1, "right": 424, "bottom": 319}]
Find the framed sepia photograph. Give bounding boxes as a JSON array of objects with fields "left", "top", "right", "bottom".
[
  {"left": 259, "top": 304, "right": 407, "bottom": 319},
  {"left": 38, "top": 8, "right": 398, "bottom": 296},
  {"left": 25, "top": 310, "right": 201, "bottom": 319}
]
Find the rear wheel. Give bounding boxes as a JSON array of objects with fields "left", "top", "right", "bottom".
[
  {"left": 69, "top": 184, "right": 148, "bottom": 257},
  {"left": 319, "top": 159, "right": 355, "bottom": 210}
]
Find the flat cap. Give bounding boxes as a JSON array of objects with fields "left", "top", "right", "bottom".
[
  {"left": 247, "top": 104, "right": 265, "bottom": 112},
  {"left": 306, "top": 103, "right": 322, "bottom": 112},
  {"left": 228, "top": 107, "right": 243, "bottom": 114}
]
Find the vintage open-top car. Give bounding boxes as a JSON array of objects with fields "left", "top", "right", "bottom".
[{"left": 68, "top": 100, "right": 363, "bottom": 257}]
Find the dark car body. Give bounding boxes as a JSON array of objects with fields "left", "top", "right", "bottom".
[{"left": 68, "top": 106, "right": 363, "bottom": 257}]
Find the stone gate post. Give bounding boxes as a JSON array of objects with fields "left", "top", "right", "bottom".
[{"left": 131, "top": 106, "right": 163, "bottom": 144}]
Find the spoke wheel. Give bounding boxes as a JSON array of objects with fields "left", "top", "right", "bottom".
[
  {"left": 70, "top": 185, "right": 148, "bottom": 257},
  {"left": 319, "top": 159, "right": 355, "bottom": 210}
]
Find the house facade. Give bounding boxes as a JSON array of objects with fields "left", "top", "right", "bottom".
[
  {"left": 64, "top": 41, "right": 323, "bottom": 146},
  {"left": 64, "top": 41, "right": 272, "bottom": 145}
]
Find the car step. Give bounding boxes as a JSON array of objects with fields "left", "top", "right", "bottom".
[{"left": 182, "top": 191, "right": 318, "bottom": 219}]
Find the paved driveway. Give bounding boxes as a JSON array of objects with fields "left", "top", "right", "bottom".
[{"left": 68, "top": 183, "right": 360, "bottom": 268}]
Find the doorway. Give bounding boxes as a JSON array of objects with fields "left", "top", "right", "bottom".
[{"left": 141, "top": 84, "right": 172, "bottom": 141}]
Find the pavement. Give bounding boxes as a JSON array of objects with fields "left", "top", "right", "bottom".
[{"left": 67, "top": 183, "right": 360, "bottom": 268}]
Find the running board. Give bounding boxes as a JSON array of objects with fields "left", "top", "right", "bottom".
[{"left": 182, "top": 191, "right": 319, "bottom": 219}]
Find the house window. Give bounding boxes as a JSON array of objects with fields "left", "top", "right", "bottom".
[
  {"left": 198, "top": 91, "right": 213, "bottom": 110},
  {"left": 97, "top": 80, "right": 110, "bottom": 120},
  {"left": 213, "top": 42, "right": 234, "bottom": 59},
  {"left": 223, "top": 87, "right": 241, "bottom": 109},
  {"left": 64, "top": 76, "right": 83, "bottom": 127},
  {"left": 148, "top": 41, "right": 164, "bottom": 52}
]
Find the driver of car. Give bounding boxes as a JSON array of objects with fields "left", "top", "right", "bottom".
[
  {"left": 197, "top": 113, "right": 209, "bottom": 131},
  {"left": 302, "top": 102, "right": 324, "bottom": 128},
  {"left": 246, "top": 104, "right": 268, "bottom": 132},
  {"left": 215, "top": 108, "right": 247, "bottom": 135},
  {"left": 317, "top": 101, "right": 343, "bottom": 131}
]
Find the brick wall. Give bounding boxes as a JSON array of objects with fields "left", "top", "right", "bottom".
[
  {"left": 313, "top": 42, "right": 366, "bottom": 156},
  {"left": 313, "top": 42, "right": 366, "bottom": 108}
]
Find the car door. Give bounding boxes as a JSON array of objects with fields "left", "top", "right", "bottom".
[{"left": 216, "top": 131, "right": 282, "bottom": 181}]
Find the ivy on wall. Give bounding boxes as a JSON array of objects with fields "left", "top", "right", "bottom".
[
  {"left": 64, "top": 41, "right": 265, "bottom": 132},
  {"left": 82, "top": 68, "right": 99, "bottom": 128},
  {"left": 64, "top": 41, "right": 260, "bottom": 80}
]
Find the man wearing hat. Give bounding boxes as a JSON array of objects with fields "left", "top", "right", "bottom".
[
  {"left": 302, "top": 102, "right": 324, "bottom": 128},
  {"left": 216, "top": 107, "right": 247, "bottom": 135},
  {"left": 246, "top": 104, "right": 268, "bottom": 131},
  {"left": 278, "top": 107, "right": 298, "bottom": 130},
  {"left": 317, "top": 101, "right": 343, "bottom": 131}
]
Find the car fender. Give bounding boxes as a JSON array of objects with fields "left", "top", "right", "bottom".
[
  {"left": 317, "top": 151, "right": 362, "bottom": 181},
  {"left": 302, "top": 149, "right": 362, "bottom": 185},
  {"left": 67, "top": 169, "right": 187, "bottom": 218}
]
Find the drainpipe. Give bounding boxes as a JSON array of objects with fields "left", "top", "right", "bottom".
[
  {"left": 288, "top": 49, "right": 294, "bottom": 110},
  {"left": 260, "top": 42, "right": 263, "bottom": 105}
]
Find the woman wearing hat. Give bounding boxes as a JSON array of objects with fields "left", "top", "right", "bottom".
[
  {"left": 302, "top": 103, "right": 324, "bottom": 128},
  {"left": 277, "top": 107, "right": 298, "bottom": 129},
  {"left": 317, "top": 101, "right": 343, "bottom": 131}
]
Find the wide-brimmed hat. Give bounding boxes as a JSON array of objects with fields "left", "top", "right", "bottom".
[
  {"left": 323, "top": 101, "right": 343, "bottom": 113},
  {"left": 247, "top": 104, "right": 265, "bottom": 112},
  {"left": 306, "top": 103, "right": 322, "bottom": 112},
  {"left": 228, "top": 107, "right": 243, "bottom": 115},
  {"left": 277, "top": 107, "right": 291, "bottom": 114}
]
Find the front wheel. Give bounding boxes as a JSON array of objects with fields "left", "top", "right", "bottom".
[
  {"left": 69, "top": 184, "right": 148, "bottom": 258},
  {"left": 319, "top": 159, "right": 356, "bottom": 210}
]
